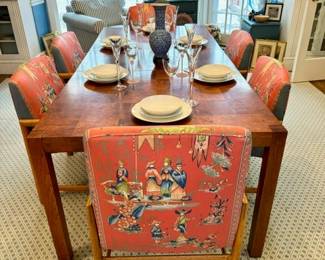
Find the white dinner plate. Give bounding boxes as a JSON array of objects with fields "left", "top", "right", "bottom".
[
  {"left": 194, "top": 72, "right": 234, "bottom": 83},
  {"left": 83, "top": 66, "right": 128, "bottom": 84},
  {"left": 179, "top": 36, "right": 208, "bottom": 46},
  {"left": 139, "top": 95, "right": 184, "bottom": 116},
  {"left": 131, "top": 101, "right": 192, "bottom": 123}
]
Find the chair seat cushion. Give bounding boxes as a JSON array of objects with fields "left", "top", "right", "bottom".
[{"left": 71, "top": 0, "right": 125, "bottom": 26}]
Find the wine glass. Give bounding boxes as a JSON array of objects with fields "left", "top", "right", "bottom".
[
  {"left": 185, "top": 45, "right": 202, "bottom": 107},
  {"left": 162, "top": 56, "right": 180, "bottom": 77},
  {"left": 121, "top": 14, "right": 129, "bottom": 43},
  {"left": 130, "top": 20, "right": 142, "bottom": 49},
  {"left": 175, "top": 42, "right": 188, "bottom": 78},
  {"left": 184, "top": 23, "right": 196, "bottom": 48},
  {"left": 109, "top": 36, "right": 127, "bottom": 91},
  {"left": 126, "top": 42, "right": 139, "bottom": 84}
]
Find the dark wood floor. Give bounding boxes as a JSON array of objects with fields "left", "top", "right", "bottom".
[
  {"left": 311, "top": 81, "right": 325, "bottom": 94},
  {"left": 0, "top": 75, "right": 10, "bottom": 83}
]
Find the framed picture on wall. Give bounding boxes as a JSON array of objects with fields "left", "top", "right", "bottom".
[
  {"left": 251, "top": 39, "right": 277, "bottom": 68},
  {"left": 42, "top": 32, "right": 59, "bottom": 56},
  {"left": 265, "top": 3, "right": 283, "bottom": 22},
  {"left": 275, "top": 41, "right": 287, "bottom": 62}
]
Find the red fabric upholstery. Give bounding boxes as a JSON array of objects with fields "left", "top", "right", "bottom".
[
  {"left": 51, "top": 31, "right": 85, "bottom": 73},
  {"left": 249, "top": 56, "right": 290, "bottom": 111},
  {"left": 128, "top": 4, "right": 176, "bottom": 28},
  {"left": 9, "top": 54, "right": 64, "bottom": 119},
  {"left": 225, "top": 30, "right": 254, "bottom": 69},
  {"left": 84, "top": 125, "right": 251, "bottom": 253}
]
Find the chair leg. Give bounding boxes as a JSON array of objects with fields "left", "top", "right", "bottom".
[
  {"left": 87, "top": 197, "right": 103, "bottom": 260},
  {"left": 66, "top": 152, "right": 74, "bottom": 156},
  {"left": 230, "top": 194, "right": 248, "bottom": 260}
]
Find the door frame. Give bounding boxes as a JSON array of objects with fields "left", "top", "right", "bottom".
[
  {"left": 46, "top": 0, "right": 61, "bottom": 32},
  {"left": 291, "top": 0, "right": 325, "bottom": 82}
]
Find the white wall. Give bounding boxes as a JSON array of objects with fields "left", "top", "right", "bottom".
[{"left": 281, "top": 0, "right": 304, "bottom": 71}]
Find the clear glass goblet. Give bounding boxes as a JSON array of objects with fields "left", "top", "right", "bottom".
[
  {"left": 121, "top": 14, "right": 129, "bottom": 43},
  {"left": 162, "top": 56, "right": 180, "bottom": 77},
  {"left": 175, "top": 42, "right": 188, "bottom": 78},
  {"left": 126, "top": 42, "right": 139, "bottom": 84},
  {"left": 185, "top": 45, "right": 202, "bottom": 107},
  {"left": 185, "top": 23, "right": 197, "bottom": 48},
  {"left": 109, "top": 36, "right": 127, "bottom": 91}
]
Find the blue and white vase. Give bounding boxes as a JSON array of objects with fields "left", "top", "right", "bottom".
[{"left": 149, "top": 4, "right": 172, "bottom": 63}]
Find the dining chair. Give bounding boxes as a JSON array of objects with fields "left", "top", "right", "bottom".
[
  {"left": 247, "top": 55, "right": 291, "bottom": 193},
  {"left": 128, "top": 3, "right": 176, "bottom": 28},
  {"left": 84, "top": 125, "right": 251, "bottom": 259},
  {"left": 9, "top": 54, "right": 88, "bottom": 200},
  {"left": 50, "top": 31, "right": 85, "bottom": 79},
  {"left": 176, "top": 13, "right": 193, "bottom": 25},
  {"left": 224, "top": 30, "right": 254, "bottom": 77}
]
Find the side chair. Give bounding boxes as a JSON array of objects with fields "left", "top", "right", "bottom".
[
  {"left": 224, "top": 30, "right": 254, "bottom": 77},
  {"left": 83, "top": 125, "right": 252, "bottom": 259},
  {"left": 247, "top": 55, "right": 291, "bottom": 193},
  {"left": 50, "top": 31, "right": 85, "bottom": 78},
  {"left": 9, "top": 54, "right": 88, "bottom": 201}
]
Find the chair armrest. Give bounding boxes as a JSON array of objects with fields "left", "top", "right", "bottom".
[
  {"left": 19, "top": 119, "right": 40, "bottom": 127},
  {"left": 63, "top": 13, "right": 104, "bottom": 34},
  {"left": 59, "top": 73, "right": 73, "bottom": 81}
]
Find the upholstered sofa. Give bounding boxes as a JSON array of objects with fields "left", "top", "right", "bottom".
[{"left": 63, "top": 0, "right": 126, "bottom": 52}]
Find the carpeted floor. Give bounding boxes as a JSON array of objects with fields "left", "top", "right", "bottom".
[{"left": 0, "top": 79, "right": 324, "bottom": 259}]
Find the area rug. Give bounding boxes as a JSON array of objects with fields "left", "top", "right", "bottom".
[{"left": 0, "top": 79, "right": 324, "bottom": 259}]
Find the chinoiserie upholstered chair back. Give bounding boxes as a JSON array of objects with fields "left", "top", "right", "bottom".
[
  {"left": 9, "top": 54, "right": 64, "bottom": 120},
  {"left": 128, "top": 4, "right": 176, "bottom": 28},
  {"left": 51, "top": 31, "right": 85, "bottom": 74},
  {"left": 9, "top": 54, "right": 87, "bottom": 198},
  {"left": 249, "top": 55, "right": 291, "bottom": 121},
  {"left": 84, "top": 125, "right": 251, "bottom": 259},
  {"left": 225, "top": 30, "right": 254, "bottom": 74}
]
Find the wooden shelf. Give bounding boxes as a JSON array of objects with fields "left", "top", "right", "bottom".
[
  {"left": 0, "top": 21, "right": 11, "bottom": 24},
  {"left": 0, "top": 39, "right": 16, "bottom": 43}
]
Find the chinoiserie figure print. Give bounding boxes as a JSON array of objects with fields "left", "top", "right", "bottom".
[
  {"left": 170, "top": 160, "right": 187, "bottom": 200},
  {"left": 115, "top": 160, "right": 129, "bottom": 196},
  {"left": 160, "top": 158, "right": 174, "bottom": 198},
  {"left": 145, "top": 161, "right": 162, "bottom": 196}
]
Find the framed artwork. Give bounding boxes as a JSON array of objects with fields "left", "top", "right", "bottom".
[
  {"left": 275, "top": 41, "right": 287, "bottom": 62},
  {"left": 265, "top": 3, "right": 283, "bottom": 22},
  {"left": 42, "top": 32, "right": 59, "bottom": 56},
  {"left": 251, "top": 39, "right": 277, "bottom": 68}
]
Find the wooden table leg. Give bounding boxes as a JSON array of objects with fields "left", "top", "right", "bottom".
[
  {"left": 28, "top": 137, "right": 73, "bottom": 260},
  {"left": 248, "top": 129, "right": 287, "bottom": 257}
]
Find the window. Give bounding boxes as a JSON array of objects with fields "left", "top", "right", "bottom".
[{"left": 210, "top": 0, "right": 266, "bottom": 34}]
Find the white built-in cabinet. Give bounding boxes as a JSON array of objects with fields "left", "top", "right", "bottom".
[{"left": 0, "top": 0, "right": 41, "bottom": 74}]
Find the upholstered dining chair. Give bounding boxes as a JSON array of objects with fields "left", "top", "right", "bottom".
[
  {"left": 224, "top": 30, "right": 254, "bottom": 76},
  {"left": 50, "top": 31, "right": 85, "bottom": 79},
  {"left": 247, "top": 55, "right": 291, "bottom": 193},
  {"left": 9, "top": 54, "right": 87, "bottom": 200},
  {"left": 128, "top": 4, "right": 176, "bottom": 28},
  {"left": 84, "top": 125, "right": 251, "bottom": 259}
]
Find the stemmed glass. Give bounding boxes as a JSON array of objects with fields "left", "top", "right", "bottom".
[
  {"left": 175, "top": 42, "right": 187, "bottom": 78},
  {"left": 121, "top": 14, "right": 129, "bottom": 44},
  {"left": 162, "top": 56, "right": 180, "bottom": 77},
  {"left": 185, "top": 45, "right": 202, "bottom": 107},
  {"left": 126, "top": 42, "right": 139, "bottom": 84},
  {"left": 184, "top": 23, "right": 197, "bottom": 48},
  {"left": 108, "top": 36, "right": 127, "bottom": 91}
]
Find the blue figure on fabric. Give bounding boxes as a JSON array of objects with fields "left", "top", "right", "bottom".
[
  {"left": 160, "top": 158, "right": 174, "bottom": 197},
  {"left": 151, "top": 220, "right": 163, "bottom": 243},
  {"left": 170, "top": 160, "right": 187, "bottom": 200},
  {"left": 175, "top": 209, "right": 192, "bottom": 234}
]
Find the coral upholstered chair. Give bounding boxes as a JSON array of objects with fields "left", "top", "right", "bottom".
[
  {"left": 128, "top": 4, "right": 176, "bottom": 28},
  {"left": 225, "top": 30, "right": 254, "bottom": 76},
  {"left": 50, "top": 31, "right": 85, "bottom": 76},
  {"left": 84, "top": 125, "right": 251, "bottom": 259},
  {"left": 247, "top": 56, "right": 291, "bottom": 193},
  {"left": 9, "top": 54, "right": 87, "bottom": 199}
]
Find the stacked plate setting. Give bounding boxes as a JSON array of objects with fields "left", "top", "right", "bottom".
[
  {"left": 101, "top": 37, "right": 128, "bottom": 49},
  {"left": 131, "top": 95, "right": 192, "bottom": 123},
  {"left": 83, "top": 64, "right": 129, "bottom": 83},
  {"left": 179, "top": 35, "right": 208, "bottom": 46},
  {"left": 195, "top": 64, "right": 234, "bottom": 83}
]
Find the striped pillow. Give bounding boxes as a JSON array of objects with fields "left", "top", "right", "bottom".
[{"left": 71, "top": 0, "right": 125, "bottom": 26}]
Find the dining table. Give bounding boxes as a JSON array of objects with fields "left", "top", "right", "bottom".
[{"left": 27, "top": 25, "right": 287, "bottom": 259}]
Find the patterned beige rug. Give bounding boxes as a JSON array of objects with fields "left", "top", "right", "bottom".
[{"left": 0, "top": 79, "right": 324, "bottom": 259}]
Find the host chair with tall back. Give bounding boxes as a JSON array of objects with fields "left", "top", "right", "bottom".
[
  {"left": 9, "top": 54, "right": 87, "bottom": 201},
  {"left": 225, "top": 30, "right": 254, "bottom": 77},
  {"left": 247, "top": 56, "right": 291, "bottom": 193},
  {"left": 84, "top": 125, "right": 252, "bottom": 259}
]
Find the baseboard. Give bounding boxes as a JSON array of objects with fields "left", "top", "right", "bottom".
[{"left": 0, "top": 60, "right": 25, "bottom": 74}]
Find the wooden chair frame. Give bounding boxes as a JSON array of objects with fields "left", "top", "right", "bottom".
[{"left": 86, "top": 195, "right": 248, "bottom": 260}]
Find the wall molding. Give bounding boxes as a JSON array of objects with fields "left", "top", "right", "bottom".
[{"left": 30, "top": 0, "right": 45, "bottom": 6}]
